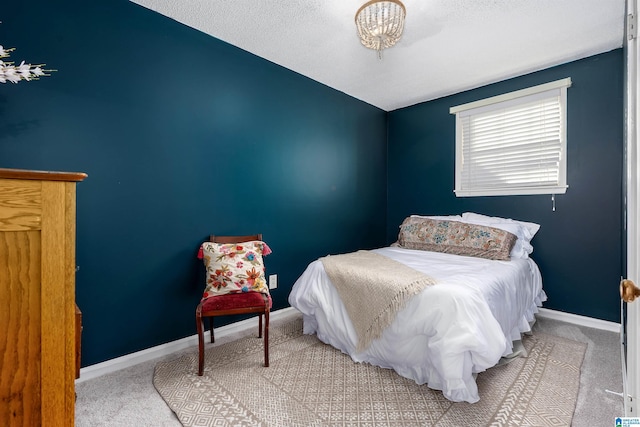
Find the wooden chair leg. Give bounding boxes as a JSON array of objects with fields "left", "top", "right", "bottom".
[
  {"left": 209, "top": 317, "right": 215, "bottom": 343},
  {"left": 196, "top": 313, "right": 205, "bottom": 376},
  {"left": 258, "top": 314, "right": 263, "bottom": 338},
  {"left": 264, "top": 309, "right": 270, "bottom": 367}
]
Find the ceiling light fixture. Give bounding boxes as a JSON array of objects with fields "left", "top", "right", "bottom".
[{"left": 355, "top": 0, "right": 406, "bottom": 59}]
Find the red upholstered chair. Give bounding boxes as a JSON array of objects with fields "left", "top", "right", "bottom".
[{"left": 196, "top": 234, "right": 272, "bottom": 376}]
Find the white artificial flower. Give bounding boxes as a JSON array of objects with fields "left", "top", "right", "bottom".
[
  {"left": 4, "top": 66, "right": 20, "bottom": 83},
  {"left": 0, "top": 39, "right": 51, "bottom": 83},
  {"left": 17, "top": 61, "right": 32, "bottom": 80}
]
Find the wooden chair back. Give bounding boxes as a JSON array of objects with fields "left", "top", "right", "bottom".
[{"left": 210, "top": 234, "right": 262, "bottom": 244}]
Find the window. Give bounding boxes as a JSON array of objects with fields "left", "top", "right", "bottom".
[{"left": 449, "top": 78, "right": 571, "bottom": 197}]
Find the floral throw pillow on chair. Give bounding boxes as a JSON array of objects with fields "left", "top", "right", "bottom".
[{"left": 198, "top": 241, "right": 272, "bottom": 300}]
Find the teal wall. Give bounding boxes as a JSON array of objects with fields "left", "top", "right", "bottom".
[
  {"left": 0, "top": 1, "right": 625, "bottom": 366},
  {"left": 387, "top": 50, "right": 624, "bottom": 322},
  {"left": 0, "top": 1, "right": 387, "bottom": 366}
]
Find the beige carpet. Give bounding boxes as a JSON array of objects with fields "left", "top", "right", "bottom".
[{"left": 153, "top": 316, "right": 586, "bottom": 427}]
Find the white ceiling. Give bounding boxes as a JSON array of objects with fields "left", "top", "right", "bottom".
[{"left": 131, "top": 0, "right": 626, "bottom": 112}]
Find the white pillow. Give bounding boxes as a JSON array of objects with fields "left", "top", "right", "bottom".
[
  {"left": 461, "top": 212, "right": 540, "bottom": 236},
  {"left": 461, "top": 212, "right": 540, "bottom": 259}
]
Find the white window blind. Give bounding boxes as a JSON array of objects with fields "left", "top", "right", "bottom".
[{"left": 450, "top": 78, "right": 571, "bottom": 197}]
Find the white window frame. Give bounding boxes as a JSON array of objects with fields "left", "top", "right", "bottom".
[{"left": 450, "top": 78, "right": 572, "bottom": 197}]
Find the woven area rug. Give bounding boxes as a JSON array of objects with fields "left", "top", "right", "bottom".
[{"left": 153, "top": 315, "right": 586, "bottom": 427}]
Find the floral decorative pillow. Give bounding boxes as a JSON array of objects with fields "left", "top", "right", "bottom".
[
  {"left": 397, "top": 217, "right": 517, "bottom": 261},
  {"left": 461, "top": 212, "right": 540, "bottom": 259},
  {"left": 199, "top": 241, "right": 271, "bottom": 300}
]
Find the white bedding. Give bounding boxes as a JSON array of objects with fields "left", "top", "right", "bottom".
[{"left": 288, "top": 246, "right": 546, "bottom": 403}]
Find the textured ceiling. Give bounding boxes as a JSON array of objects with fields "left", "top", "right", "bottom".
[{"left": 130, "top": 0, "right": 626, "bottom": 111}]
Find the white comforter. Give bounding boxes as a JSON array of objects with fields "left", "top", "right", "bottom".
[{"left": 288, "top": 246, "right": 546, "bottom": 403}]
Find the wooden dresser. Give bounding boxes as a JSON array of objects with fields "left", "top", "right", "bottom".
[{"left": 0, "top": 168, "right": 87, "bottom": 427}]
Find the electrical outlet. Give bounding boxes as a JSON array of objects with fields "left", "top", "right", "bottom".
[{"left": 269, "top": 274, "right": 278, "bottom": 289}]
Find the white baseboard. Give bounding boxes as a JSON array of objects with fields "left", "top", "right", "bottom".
[
  {"left": 537, "top": 307, "right": 621, "bottom": 333},
  {"left": 77, "top": 306, "right": 619, "bottom": 383},
  {"left": 76, "top": 307, "right": 299, "bottom": 383}
]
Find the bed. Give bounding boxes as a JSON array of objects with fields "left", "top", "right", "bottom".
[{"left": 288, "top": 213, "right": 547, "bottom": 403}]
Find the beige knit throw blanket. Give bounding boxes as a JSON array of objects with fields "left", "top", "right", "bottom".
[{"left": 320, "top": 250, "right": 436, "bottom": 352}]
